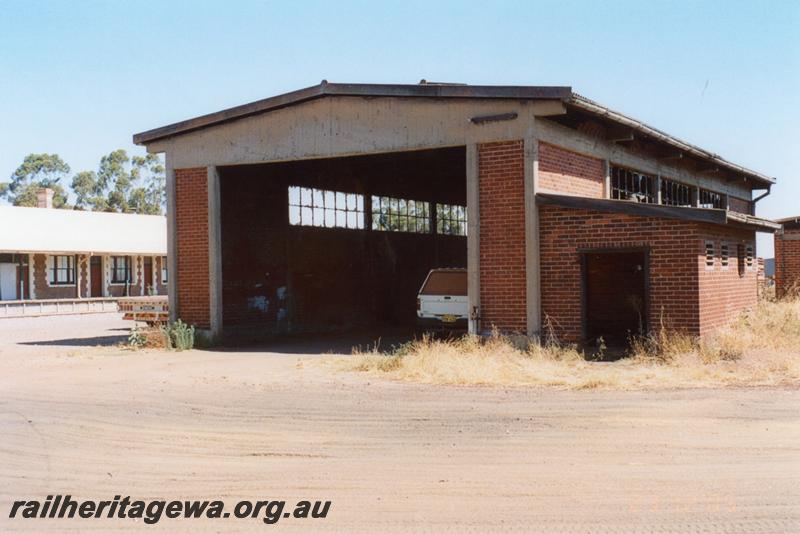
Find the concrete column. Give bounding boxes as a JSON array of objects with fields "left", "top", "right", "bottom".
[
  {"left": 604, "top": 160, "right": 611, "bottom": 198},
  {"left": 27, "top": 253, "right": 35, "bottom": 300},
  {"left": 466, "top": 144, "right": 480, "bottom": 335},
  {"left": 102, "top": 255, "right": 109, "bottom": 298},
  {"left": 165, "top": 155, "right": 178, "bottom": 322},
  {"left": 208, "top": 165, "right": 223, "bottom": 338},
  {"left": 76, "top": 254, "right": 81, "bottom": 299},
  {"left": 524, "top": 137, "right": 541, "bottom": 337}
]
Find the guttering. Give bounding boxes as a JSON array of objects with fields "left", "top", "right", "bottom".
[
  {"left": 753, "top": 185, "right": 772, "bottom": 204},
  {"left": 569, "top": 93, "right": 777, "bottom": 187}
]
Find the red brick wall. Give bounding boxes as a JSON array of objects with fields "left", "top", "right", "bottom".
[
  {"left": 478, "top": 140, "right": 527, "bottom": 332},
  {"left": 30, "top": 253, "right": 170, "bottom": 299},
  {"left": 539, "top": 207, "right": 702, "bottom": 341},
  {"left": 105, "top": 255, "right": 143, "bottom": 298},
  {"left": 32, "top": 253, "right": 88, "bottom": 299},
  {"left": 539, "top": 206, "right": 759, "bottom": 341},
  {"left": 175, "top": 167, "right": 210, "bottom": 328},
  {"left": 775, "top": 228, "right": 800, "bottom": 298},
  {"left": 727, "top": 196, "right": 753, "bottom": 215},
  {"left": 538, "top": 142, "right": 605, "bottom": 198},
  {"left": 697, "top": 225, "right": 758, "bottom": 335}
]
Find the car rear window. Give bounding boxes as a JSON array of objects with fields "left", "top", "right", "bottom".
[{"left": 420, "top": 271, "right": 467, "bottom": 296}]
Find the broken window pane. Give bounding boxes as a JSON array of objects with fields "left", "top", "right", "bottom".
[
  {"left": 611, "top": 166, "right": 656, "bottom": 203},
  {"left": 660, "top": 178, "right": 693, "bottom": 207},
  {"left": 699, "top": 189, "right": 725, "bottom": 209}
]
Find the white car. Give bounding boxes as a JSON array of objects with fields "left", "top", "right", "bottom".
[{"left": 416, "top": 268, "right": 468, "bottom": 330}]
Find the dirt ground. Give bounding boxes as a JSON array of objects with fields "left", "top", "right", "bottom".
[{"left": 0, "top": 314, "right": 798, "bottom": 532}]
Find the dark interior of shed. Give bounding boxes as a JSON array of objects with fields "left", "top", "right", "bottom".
[{"left": 219, "top": 147, "right": 467, "bottom": 337}]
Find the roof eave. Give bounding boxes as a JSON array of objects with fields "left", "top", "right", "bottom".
[
  {"left": 133, "top": 81, "right": 573, "bottom": 145},
  {"left": 569, "top": 93, "right": 776, "bottom": 187},
  {"left": 536, "top": 193, "right": 780, "bottom": 233}
]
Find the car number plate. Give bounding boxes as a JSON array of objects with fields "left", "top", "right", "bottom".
[{"left": 441, "top": 314, "right": 457, "bottom": 323}]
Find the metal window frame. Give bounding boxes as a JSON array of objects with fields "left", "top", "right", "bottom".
[
  {"left": 436, "top": 203, "right": 468, "bottom": 236},
  {"left": 610, "top": 165, "right": 657, "bottom": 204},
  {"left": 699, "top": 188, "right": 725, "bottom": 210},
  {"left": 288, "top": 185, "right": 365, "bottom": 230},
  {"left": 660, "top": 178, "right": 693, "bottom": 207},
  {"left": 372, "top": 195, "right": 431, "bottom": 234}
]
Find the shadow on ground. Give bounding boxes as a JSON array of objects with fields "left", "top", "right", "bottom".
[
  {"left": 216, "top": 327, "right": 447, "bottom": 355},
  {"left": 20, "top": 334, "right": 129, "bottom": 347}
]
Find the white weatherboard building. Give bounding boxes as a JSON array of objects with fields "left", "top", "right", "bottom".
[{"left": 0, "top": 189, "right": 167, "bottom": 302}]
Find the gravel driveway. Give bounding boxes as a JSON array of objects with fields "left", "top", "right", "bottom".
[{"left": 0, "top": 314, "right": 798, "bottom": 532}]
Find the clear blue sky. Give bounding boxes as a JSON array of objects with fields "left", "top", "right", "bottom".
[{"left": 1, "top": 0, "right": 797, "bottom": 256}]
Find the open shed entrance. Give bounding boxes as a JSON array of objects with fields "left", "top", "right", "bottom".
[
  {"left": 219, "top": 147, "right": 467, "bottom": 340},
  {"left": 582, "top": 249, "right": 648, "bottom": 347}
]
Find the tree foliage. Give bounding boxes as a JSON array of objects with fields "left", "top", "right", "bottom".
[
  {"left": 2, "top": 150, "right": 165, "bottom": 214},
  {"left": 71, "top": 150, "right": 165, "bottom": 214},
  {"left": 0, "top": 153, "right": 70, "bottom": 207}
]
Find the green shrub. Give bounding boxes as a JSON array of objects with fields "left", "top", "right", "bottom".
[
  {"left": 160, "top": 320, "right": 195, "bottom": 351},
  {"left": 128, "top": 326, "right": 147, "bottom": 348}
]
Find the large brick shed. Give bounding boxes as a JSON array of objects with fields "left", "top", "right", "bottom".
[
  {"left": 775, "top": 217, "right": 800, "bottom": 298},
  {"left": 134, "top": 82, "right": 779, "bottom": 344}
]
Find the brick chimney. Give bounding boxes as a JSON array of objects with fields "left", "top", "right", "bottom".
[{"left": 36, "top": 188, "right": 55, "bottom": 209}]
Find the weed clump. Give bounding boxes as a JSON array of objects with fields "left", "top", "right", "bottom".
[{"left": 160, "top": 320, "right": 196, "bottom": 351}]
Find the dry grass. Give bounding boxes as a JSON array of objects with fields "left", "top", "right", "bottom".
[
  {"left": 126, "top": 325, "right": 169, "bottom": 350},
  {"left": 338, "top": 298, "right": 800, "bottom": 390}
]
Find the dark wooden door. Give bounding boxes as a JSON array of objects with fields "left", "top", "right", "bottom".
[
  {"left": 90, "top": 257, "right": 102, "bottom": 297},
  {"left": 584, "top": 250, "right": 648, "bottom": 347},
  {"left": 144, "top": 257, "right": 153, "bottom": 293}
]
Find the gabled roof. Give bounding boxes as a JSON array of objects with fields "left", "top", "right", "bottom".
[
  {"left": 132, "top": 81, "right": 571, "bottom": 145},
  {"left": 0, "top": 206, "right": 167, "bottom": 255},
  {"left": 132, "top": 81, "right": 776, "bottom": 188},
  {"left": 536, "top": 193, "right": 781, "bottom": 232}
]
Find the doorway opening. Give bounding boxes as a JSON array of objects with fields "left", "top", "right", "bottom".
[
  {"left": 90, "top": 256, "right": 103, "bottom": 297},
  {"left": 582, "top": 248, "right": 648, "bottom": 348},
  {"left": 143, "top": 257, "right": 153, "bottom": 294}
]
